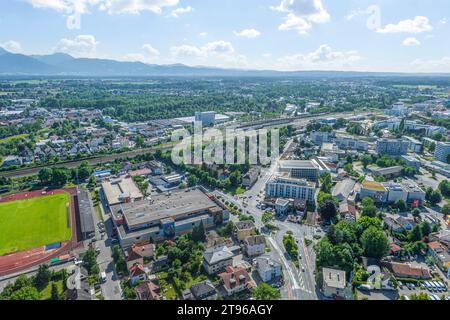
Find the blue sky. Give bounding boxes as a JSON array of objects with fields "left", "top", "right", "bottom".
[{"left": 0, "top": 0, "right": 449, "bottom": 72}]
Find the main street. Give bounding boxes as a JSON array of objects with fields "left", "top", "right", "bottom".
[
  {"left": 214, "top": 138, "right": 318, "bottom": 300},
  {"left": 90, "top": 189, "right": 123, "bottom": 300}
]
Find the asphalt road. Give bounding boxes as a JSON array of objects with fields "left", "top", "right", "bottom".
[{"left": 90, "top": 189, "right": 123, "bottom": 300}]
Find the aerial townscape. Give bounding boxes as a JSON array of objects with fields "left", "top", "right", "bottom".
[{"left": 0, "top": 0, "right": 449, "bottom": 305}]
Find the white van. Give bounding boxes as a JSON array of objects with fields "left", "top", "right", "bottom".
[{"left": 101, "top": 271, "right": 107, "bottom": 283}]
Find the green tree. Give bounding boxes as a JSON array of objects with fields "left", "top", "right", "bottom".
[
  {"left": 360, "top": 227, "right": 389, "bottom": 259},
  {"left": 361, "top": 197, "right": 377, "bottom": 218},
  {"left": 252, "top": 283, "right": 281, "bottom": 300},
  {"left": 396, "top": 199, "right": 407, "bottom": 212},
  {"left": 51, "top": 168, "right": 69, "bottom": 187},
  {"left": 191, "top": 221, "right": 206, "bottom": 242},
  {"left": 38, "top": 167, "right": 53, "bottom": 185},
  {"left": 409, "top": 225, "right": 423, "bottom": 242},
  {"left": 8, "top": 286, "right": 41, "bottom": 300},
  {"left": 34, "top": 264, "right": 51, "bottom": 290},
  {"left": 361, "top": 155, "right": 372, "bottom": 169},
  {"left": 318, "top": 199, "right": 338, "bottom": 222},
  {"left": 50, "top": 283, "right": 60, "bottom": 300},
  {"left": 187, "top": 175, "right": 199, "bottom": 187},
  {"left": 442, "top": 204, "right": 450, "bottom": 216}
]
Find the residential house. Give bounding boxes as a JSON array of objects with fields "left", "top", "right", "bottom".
[
  {"left": 151, "top": 256, "right": 169, "bottom": 273},
  {"left": 255, "top": 255, "right": 282, "bottom": 283},
  {"left": 382, "top": 262, "right": 431, "bottom": 279},
  {"left": 129, "top": 263, "right": 147, "bottom": 285},
  {"left": 219, "top": 266, "right": 256, "bottom": 297},
  {"left": 182, "top": 280, "right": 218, "bottom": 300},
  {"left": 135, "top": 281, "right": 161, "bottom": 300},
  {"left": 242, "top": 167, "right": 260, "bottom": 188},
  {"left": 338, "top": 201, "right": 357, "bottom": 221},
  {"left": 126, "top": 243, "right": 155, "bottom": 269},
  {"left": 428, "top": 242, "right": 450, "bottom": 277},
  {"left": 243, "top": 235, "right": 266, "bottom": 257},
  {"left": 322, "top": 268, "right": 352, "bottom": 300},
  {"left": 234, "top": 221, "right": 257, "bottom": 241},
  {"left": 203, "top": 246, "right": 235, "bottom": 275}
]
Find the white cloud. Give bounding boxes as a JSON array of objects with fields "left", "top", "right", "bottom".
[
  {"left": 122, "top": 43, "right": 160, "bottom": 63},
  {"left": 403, "top": 37, "right": 421, "bottom": 46},
  {"left": 26, "top": 0, "right": 101, "bottom": 14},
  {"left": 411, "top": 57, "right": 450, "bottom": 73},
  {"left": 169, "top": 40, "right": 248, "bottom": 68},
  {"left": 271, "top": 0, "right": 330, "bottom": 34},
  {"left": 27, "top": 0, "right": 179, "bottom": 15},
  {"left": 376, "top": 16, "right": 433, "bottom": 34},
  {"left": 233, "top": 28, "right": 261, "bottom": 39},
  {"left": 142, "top": 44, "right": 160, "bottom": 57},
  {"left": 277, "top": 44, "right": 362, "bottom": 70},
  {"left": 54, "top": 35, "right": 98, "bottom": 58},
  {"left": 278, "top": 13, "right": 311, "bottom": 34},
  {"left": 198, "top": 32, "right": 208, "bottom": 38},
  {"left": 171, "top": 6, "right": 193, "bottom": 18},
  {"left": 0, "top": 40, "right": 23, "bottom": 54},
  {"left": 99, "top": 0, "right": 179, "bottom": 14},
  {"left": 170, "top": 40, "right": 235, "bottom": 58}
]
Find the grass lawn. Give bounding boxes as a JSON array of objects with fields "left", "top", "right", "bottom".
[
  {"left": 0, "top": 193, "right": 72, "bottom": 256},
  {"left": 0, "top": 134, "right": 29, "bottom": 144},
  {"left": 156, "top": 272, "right": 178, "bottom": 300},
  {"left": 39, "top": 280, "right": 64, "bottom": 300}
]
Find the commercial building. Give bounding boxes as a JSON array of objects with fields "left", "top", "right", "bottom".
[
  {"left": 101, "top": 177, "right": 144, "bottom": 207},
  {"left": 360, "top": 180, "right": 425, "bottom": 204},
  {"left": 435, "top": 142, "right": 450, "bottom": 163},
  {"left": 401, "top": 155, "right": 421, "bottom": 170},
  {"left": 266, "top": 174, "right": 316, "bottom": 202},
  {"left": 310, "top": 131, "right": 334, "bottom": 145},
  {"left": 359, "top": 181, "right": 388, "bottom": 203},
  {"left": 371, "top": 166, "right": 403, "bottom": 179},
  {"left": 110, "top": 188, "right": 229, "bottom": 248},
  {"left": 195, "top": 111, "right": 216, "bottom": 127},
  {"left": 332, "top": 179, "right": 356, "bottom": 202},
  {"left": 320, "top": 143, "right": 343, "bottom": 163},
  {"left": 375, "top": 139, "right": 409, "bottom": 156},
  {"left": 278, "top": 160, "right": 321, "bottom": 182},
  {"left": 385, "top": 102, "right": 409, "bottom": 117},
  {"left": 333, "top": 136, "right": 368, "bottom": 151},
  {"left": 403, "top": 136, "right": 423, "bottom": 153}
]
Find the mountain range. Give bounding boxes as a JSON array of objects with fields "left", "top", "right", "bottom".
[{"left": 0, "top": 47, "right": 449, "bottom": 77}]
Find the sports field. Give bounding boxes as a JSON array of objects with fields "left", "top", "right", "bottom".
[{"left": 0, "top": 193, "right": 72, "bottom": 256}]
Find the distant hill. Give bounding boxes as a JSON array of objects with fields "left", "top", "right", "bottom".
[{"left": 0, "top": 48, "right": 449, "bottom": 77}]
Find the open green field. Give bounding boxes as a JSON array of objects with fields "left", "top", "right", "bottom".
[{"left": 0, "top": 193, "right": 72, "bottom": 256}]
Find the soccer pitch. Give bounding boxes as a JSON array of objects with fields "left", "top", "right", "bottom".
[{"left": 0, "top": 193, "right": 72, "bottom": 256}]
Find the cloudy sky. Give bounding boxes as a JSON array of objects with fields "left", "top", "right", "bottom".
[{"left": 0, "top": 0, "right": 449, "bottom": 72}]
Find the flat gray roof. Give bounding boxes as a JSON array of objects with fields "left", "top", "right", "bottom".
[
  {"left": 119, "top": 189, "right": 220, "bottom": 229},
  {"left": 279, "top": 160, "right": 318, "bottom": 170}
]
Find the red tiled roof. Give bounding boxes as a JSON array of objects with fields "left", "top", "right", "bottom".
[
  {"left": 389, "top": 243, "right": 402, "bottom": 253},
  {"left": 428, "top": 241, "right": 444, "bottom": 251},
  {"left": 385, "top": 262, "right": 431, "bottom": 279},
  {"left": 219, "top": 266, "right": 254, "bottom": 290},
  {"left": 135, "top": 281, "right": 161, "bottom": 300},
  {"left": 129, "top": 263, "right": 146, "bottom": 277}
]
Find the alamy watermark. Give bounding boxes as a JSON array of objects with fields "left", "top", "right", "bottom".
[{"left": 170, "top": 122, "right": 280, "bottom": 166}]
